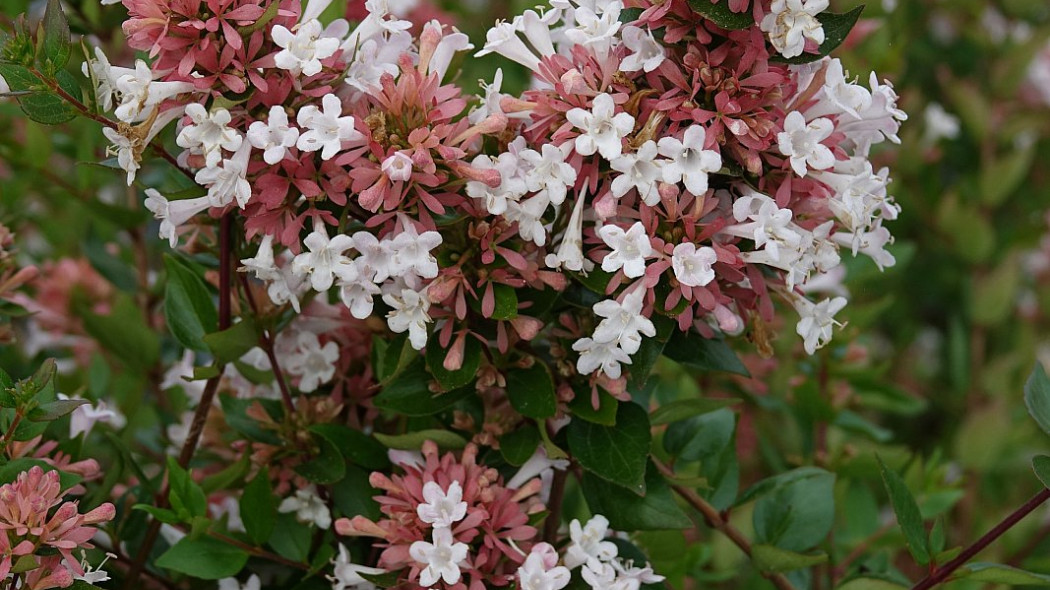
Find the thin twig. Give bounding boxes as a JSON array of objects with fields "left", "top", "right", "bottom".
[
  {"left": 237, "top": 273, "right": 295, "bottom": 412},
  {"left": 653, "top": 459, "right": 797, "bottom": 590}
]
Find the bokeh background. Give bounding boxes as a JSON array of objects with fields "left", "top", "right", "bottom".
[{"left": 4, "top": 0, "right": 1050, "bottom": 588}]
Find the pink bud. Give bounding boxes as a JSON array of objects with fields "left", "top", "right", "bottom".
[
  {"left": 82, "top": 502, "right": 116, "bottom": 525},
  {"left": 530, "top": 542, "right": 560, "bottom": 570},
  {"left": 442, "top": 332, "right": 467, "bottom": 372},
  {"left": 448, "top": 161, "right": 502, "bottom": 188}
]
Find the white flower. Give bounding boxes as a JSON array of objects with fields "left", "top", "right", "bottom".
[
  {"left": 598, "top": 222, "right": 652, "bottom": 278},
  {"left": 566, "top": 93, "right": 635, "bottom": 160},
  {"left": 160, "top": 350, "right": 205, "bottom": 403},
  {"left": 672, "top": 242, "right": 718, "bottom": 287},
  {"left": 272, "top": 19, "right": 341, "bottom": 77},
  {"left": 103, "top": 107, "right": 183, "bottom": 185},
  {"left": 329, "top": 544, "right": 384, "bottom": 590},
  {"left": 506, "top": 447, "right": 570, "bottom": 503},
  {"left": 382, "top": 286, "right": 432, "bottom": 350},
  {"left": 520, "top": 143, "right": 576, "bottom": 206},
  {"left": 923, "top": 102, "right": 960, "bottom": 143},
  {"left": 793, "top": 295, "right": 847, "bottom": 354},
  {"left": 143, "top": 189, "right": 212, "bottom": 248},
  {"left": 218, "top": 574, "right": 261, "bottom": 590},
  {"left": 778, "top": 111, "right": 835, "bottom": 177},
  {"left": 564, "top": 4, "right": 622, "bottom": 57},
  {"left": 247, "top": 106, "right": 300, "bottom": 165},
  {"left": 194, "top": 142, "right": 253, "bottom": 208},
  {"left": 74, "top": 551, "right": 115, "bottom": 584},
  {"left": 506, "top": 195, "right": 551, "bottom": 246},
  {"left": 565, "top": 515, "right": 619, "bottom": 569},
  {"left": 573, "top": 338, "right": 632, "bottom": 379},
  {"left": 381, "top": 152, "right": 414, "bottom": 182},
  {"left": 390, "top": 220, "right": 442, "bottom": 280},
  {"left": 283, "top": 331, "right": 339, "bottom": 392},
  {"left": 658, "top": 125, "right": 722, "bottom": 196},
  {"left": 610, "top": 140, "right": 662, "bottom": 205},
  {"left": 426, "top": 23, "right": 474, "bottom": 80},
  {"left": 114, "top": 60, "right": 195, "bottom": 123},
  {"left": 344, "top": 33, "right": 412, "bottom": 95},
  {"left": 619, "top": 25, "right": 664, "bottom": 73},
  {"left": 66, "top": 395, "right": 125, "bottom": 439},
  {"left": 352, "top": 231, "right": 396, "bottom": 282},
  {"left": 517, "top": 550, "right": 571, "bottom": 590},
  {"left": 465, "top": 152, "right": 528, "bottom": 215},
  {"left": 166, "top": 411, "right": 194, "bottom": 449},
  {"left": 292, "top": 220, "right": 357, "bottom": 292},
  {"left": 339, "top": 269, "right": 383, "bottom": 319},
  {"left": 240, "top": 233, "right": 281, "bottom": 282},
  {"left": 297, "top": 94, "right": 363, "bottom": 160},
  {"left": 278, "top": 486, "right": 332, "bottom": 529},
  {"left": 176, "top": 104, "right": 243, "bottom": 169},
  {"left": 760, "top": 0, "right": 829, "bottom": 59},
  {"left": 545, "top": 193, "right": 591, "bottom": 272},
  {"left": 591, "top": 288, "right": 656, "bottom": 355},
  {"left": 476, "top": 20, "right": 540, "bottom": 70},
  {"left": 82, "top": 47, "right": 135, "bottom": 113},
  {"left": 409, "top": 528, "right": 470, "bottom": 587},
  {"left": 470, "top": 68, "right": 508, "bottom": 124},
  {"left": 416, "top": 480, "right": 468, "bottom": 529}
]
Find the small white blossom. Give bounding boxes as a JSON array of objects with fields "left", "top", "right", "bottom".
[
  {"left": 564, "top": 515, "right": 619, "bottom": 569},
  {"left": 573, "top": 338, "right": 632, "bottom": 379},
  {"left": 352, "top": 232, "right": 397, "bottom": 282},
  {"left": 564, "top": 4, "right": 622, "bottom": 57},
  {"left": 409, "top": 528, "right": 470, "bottom": 587},
  {"left": 597, "top": 222, "right": 652, "bottom": 278},
  {"left": 416, "top": 481, "right": 468, "bottom": 529},
  {"left": 545, "top": 193, "right": 591, "bottom": 272},
  {"left": 329, "top": 544, "right": 384, "bottom": 590},
  {"left": 658, "top": 125, "right": 722, "bottom": 196},
  {"left": 247, "top": 106, "right": 300, "bottom": 165},
  {"left": 566, "top": 93, "right": 635, "bottom": 160},
  {"left": 218, "top": 574, "right": 261, "bottom": 590},
  {"left": 382, "top": 286, "right": 432, "bottom": 350},
  {"left": 240, "top": 233, "right": 281, "bottom": 282},
  {"left": 760, "top": 0, "right": 829, "bottom": 59},
  {"left": 278, "top": 486, "right": 332, "bottom": 529},
  {"left": 517, "top": 550, "right": 571, "bottom": 590},
  {"left": 672, "top": 242, "right": 718, "bottom": 287},
  {"left": 610, "top": 141, "right": 662, "bottom": 205},
  {"left": 283, "top": 331, "right": 339, "bottom": 392},
  {"left": 390, "top": 220, "right": 443, "bottom": 280},
  {"left": 74, "top": 551, "right": 116, "bottom": 584},
  {"left": 521, "top": 143, "right": 577, "bottom": 207},
  {"left": 82, "top": 47, "right": 135, "bottom": 113},
  {"left": 143, "top": 189, "right": 212, "bottom": 248},
  {"left": 619, "top": 25, "right": 665, "bottom": 73},
  {"left": 194, "top": 142, "right": 253, "bottom": 208},
  {"left": 114, "top": 60, "right": 195, "bottom": 123},
  {"left": 591, "top": 288, "right": 656, "bottom": 355},
  {"left": 381, "top": 152, "right": 414, "bottom": 182},
  {"left": 793, "top": 295, "right": 847, "bottom": 354},
  {"left": 465, "top": 152, "right": 528, "bottom": 216},
  {"left": 476, "top": 20, "right": 541, "bottom": 70},
  {"left": 778, "top": 111, "right": 835, "bottom": 177},
  {"left": 272, "top": 19, "right": 341, "bottom": 77},
  {"left": 339, "top": 268, "right": 383, "bottom": 319},
  {"left": 176, "top": 104, "right": 243, "bottom": 169},
  {"left": 292, "top": 220, "right": 357, "bottom": 292},
  {"left": 923, "top": 102, "right": 960, "bottom": 143},
  {"left": 297, "top": 94, "right": 363, "bottom": 160}
]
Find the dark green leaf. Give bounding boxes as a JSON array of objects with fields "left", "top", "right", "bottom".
[
  {"left": 876, "top": 456, "right": 930, "bottom": 565},
  {"left": 133, "top": 504, "right": 181, "bottom": 525},
  {"left": 41, "top": 0, "right": 71, "bottom": 73},
  {"left": 686, "top": 0, "right": 754, "bottom": 30},
  {"left": 500, "top": 424, "right": 541, "bottom": 466},
  {"left": 582, "top": 462, "right": 690, "bottom": 530},
  {"left": 26, "top": 398, "right": 87, "bottom": 421},
  {"left": 426, "top": 335, "right": 481, "bottom": 391},
  {"left": 663, "top": 331, "right": 750, "bottom": 376},
  {"left": 957, "top": 563, "right": 1050, "bottom": 585},
  {"left": 568, "top": 385, "right": 618, "bottom": 425},
  {"left": 752, "top": 545, "right": 828, "bottom": 573},
  {"left": 203, "top": 319, "right": 259, "bottom": 364},
  {"left": 219, "top": 394, "right": 282, "bottom": 445},
  {"left": 374, "top": 429, "right": 468, "bottom": 450},
  {"left": 167, "top": 457, "right": 208, "bottom": 521},
  {"left": 650, "top": 398, "right": 740, "bottom": 426},
  {"left": 490, "top": 283, "right": 518, "bottom": 320},
  {"left": 753, "top": 468, "right": 835, "bottom": 551},
  {"left": 772, "top": 6, "right": 865, "bottom": 65},
  {"left": 310, "top": 423, "right": 389, "bottom": 470},
  {"left": 295, "top": 433, "right": 346, "bottom": 484},
  {"left": 331, "top": 465, "right": 381, "bottom": 522},
  {"left": 1025, "top": 364, "right": 1050, "bottom": 437},
  {"left": 80, "top": 293, "right": 160, "bottom": 369},
  {"left": 506, "top": 363, "right": 558, "bottom": 419},
  {"left": 374, "top": 358, "right": 473, "bottom": 416},
  {"left": 155, "top": 537, "right": 249, "bottom": 579},
  {"left": 1034, "top": 455, "right": 1050, "bottom": 490},
  {"left": 240, "top": 469, "right": 276, "bottom": 545},
  {"left": 269, "top": 512, "right": 311, "bottom": 562},
  {"left": 164, "top": 255, "right": 218, "bottom": 352},
  {"left": 358, "top": 571, "right": 403, "bottom": 588},
  {"left": 836, "top": 578, "right": 909, "bottom": 590},
  {"left": 567, "top": 402, "right": 651, "bottom": 495},
  {"left": 627, "top": 315, "right": 674, "bottom": 392}
]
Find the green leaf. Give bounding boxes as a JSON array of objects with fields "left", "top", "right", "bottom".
[
  {"left": 133, "top": 504, "right": 182, "bottom": 525},
  {"left": 374, "top": 429, "right": 469, "bottom": 450},
  {"left": 567, "top": 402, "right": 651, "bottom": 495},
  {"left": 426, "top": 335, "right": 481, "bottom": 391},
  {"left": 358, "top": 571, "right": 402, "bottom": 588},
  {"left": 1033, "top": 455, "right": 1050, "bottom": 490},
  {"left": 80, "top": 293, "right": 160, "bottom": 370},
  {"left": 26, "top": 398, "right": 88, "bottom": 421},
  {"left": 686, "top": 0, "right": 754, "bottom": 30},
  {"left": 664, "top": 408, "right": 738, "bottom": 510},
  {"left": 164, "top": 255, "right": 218, "bottom": 352},
  {"left": 773, "top": 6, "right": 865, "bottom": 65},
  {"left": 219, "top": 394, "right": 282, "bottom": 445},
  {"left": 269, "top": 512, "right": 311, "bottom": 562},
  {"left": 957, "top": 563, "right": 1050, "bottom": 585},
  {"left": 753, "top": 468, "right": 836, "bottom": 551},
  {"left": 506, "top": 363, "right": 558, "bottom": 419},
  {"left": 490, "top": 283, "right": 519, "bottom": 320},
  {"left": 155, "top": 536, "right": 249, "bottom": 579},
  {"left": 167, "top": 457, "right": 208, "bottom": 521},
  {"left": 663, "top": 331, "right": 750, "bottom": 376},
  {"left": 1025, "top": 364, "right": 1050, "bottom": 437},
  {"left": 203, "top": 319, "right": 259, "bottom": 364},
  {"left": 500, "top": 424, "right": 541, "bottom": 466},
  {"left": 331, "top": 465, "right": 382, "bottom": 522},
  {"left": 627, "top": 315, "right": 674, "bottom": 392},
  {"left": 876, "top": 456, "right": 930, "bottom": 565},
  {"left": 41, "top": 0, "right": 71, "bottom": 73},
  {"left": 310, "top": 424, "right": 389, "bottom": 470},
  {"left": 240, "top": 469, "right": 276, "bottom": 545},
  {"left": 752, "top": 545, "right": 828, "bottom": 573},
  {"left": 582, "top": 462, "right": 690, "bottom": 530},
  {"left": 201, "top": 452, "right": 250, "bottom": 494},
  {"left": 374, "top": 359, "right": 473, "bottom": 417},
  {"left": 568, "top": 385, "right": 618, "bottom": 425},
  {"left": 650, "top": 398, "right": 740, "bottom": 426},
  {"left": 835, "top": 578, "right": 909, "bottom": 590},
  {"left": 295, "top": 433, "right": 346, "bottom": 484}
]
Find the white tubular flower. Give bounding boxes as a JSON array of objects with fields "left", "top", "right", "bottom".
[
  {"left": 427, "top": 24, "right": 474, "bottom": 80},
  {"left": 506, "top": 194, "right": 551, "bottom": 247},
  {"left": 390, "top": 220, "right": 442, "bottom": 280},
  {"left": 465, "top": 152, "right": 528, "bottom": 216},
  {"left": 218, "top": 575, "right": 261, "bottom": 590},
  {"left": 247, "top": 106, "right": 300, "bottom": 165},
  {"left": 476, "top": 20, "right": 540, "bottom": 70},
  {"left": 297, "top": 94, "right": 363, "bottom": 160},
  {"left": 59, "top": 393, "right": 125, "bottom": 439},
  {"left": 176, "top": 104, "right": 243, "bottom": 169},
  {"left": 194, "top": 142, "right": 252, "bottom": 208},
  {"left": 103, "top": 106, "right": 184, "bottom": 186},
  {"left": 777, "top": 111, "right": 835, "bottom": 177},
  {"left": 381, "top": 152, "right": 414, "bottom": 182},
  {"left": 143, "top": 189, "right": 212, "bottom": 248},
  {"left": 339, "top": 270, "right": 383, "bottom": 319},
  {"left": 598, "top": 222, "right": 652, "bottom": 279},
  {"left": 658, "top": 125, "right": 722, "bottom": 196},
  {"left": 544, "top": 192, "right": 591, "bottom": 272},
  {"left": 470, "top": 68, "right": 508, "bottom": 124},
  {"left": 591, "top": 288, "right": 656, "bottom": 355},
  {"left": 517, "top": 550, "right": 572, "bottom": 590},
  {"left": 672, "top": 242, "right": 718, "bottom": 287},
  {"left": 923, "top": 102, "right": 961, "bottom": 143},
  {"left": 409, "top": 528, "right": 469, "bottom": 587},
  {"left": 272, "top": 19, "right": 340, "bottom": 77},
  {"left": 564, "top": 4, "right": 622, "bottom": 57},
  {"left": 564, "top": 515, "right": 619, "bottom": 569},
  {"left": 760, "top": 0, "right": 829, "bottom": 59},
  {"left": 278, "top": 486, "right": 332, "bottom": 529},
  {"left": 573, "top": 337, "right": 632, "bottom": 379},
  {"left": 793, "top": 295, "right": 847, "bottom": 354},
  {"left": 416, "top": 480, "right": 468, "bottom": 529},
  {"left": 609, "top": 140, "right": 662, "bottom": 205},
  {"left": 566, "top": 93, "right": 635, "bottom": 160},
  {"left": 82, "top": 47, "right": 136, "bottom": 113},
  {"left": 240, "top": 234, "right": 280, "bottom": 281},
  {"left": 329, "top": 545, "right": 384, "bottom": 590},
  {"left": 382, "top": 286, "right": 432, "bottom": 350},
  {"left": 521, "top": 143, "right": 577, "bottom": 207},
  {"left": 283, "top": 330, "right": 339, "bottom": 392},
  {"left": 352, "top": 231, "right": 396, "bottom": 282},
  {"left": 114, "top": 60, "right": 195, "bottom": 123},
  {"left": 291, "top": 219, "right": 357, "bottom": 292},
  {"left": 619, "top": 25, "right": 665, "bottom": 73}
]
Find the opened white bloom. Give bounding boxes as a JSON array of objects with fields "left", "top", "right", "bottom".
[
  {"left": 573, "top": 337, "right": 632, "bottom": 379},
  {"left": 506, "top": 447, "right": 570, "bottom": 502},
  {"left": 390, "top": 217, "right": 443, "bottom": 280},
  {"left": 658, "top": 125, "right": 722, "bottom": 196},
  {"left": 218, "top": 574, "right": 261, "bottom": 590},
  {"left": 381, "top": 152, "right": 414, "bottom": 182},
  {"left": 82, "top": 47, "right": 136, "bottom": 113},
  {"left": 143, "top": 189, "right": 212, "bottom": 248},
  {"left": 565, "top": 515, "right": 619, "bottom": 569},
  {"left": 416, "top": 480, "right": 468, "bottom": 529},
  {"left": 247, "top": 106, "right": 300, "bottom": 165},
  {"left": 339, "top": 265, "right": 384, "bottom": 319},
  {"left": 610, "top": 141, "right": 662, "bottom": 205},
  {"left": 598, "top": 222, "right": 652, "bottom": 278},
  {"left": 329, "top": 544, "right": 384, "bottom": 590},
  {"left": 283, "top": 331, "right": 339, "bottom": 392},
  {"left": 344, "top": 33, "right": 412, "bottom": 95},
  {"left": 427, "top": 23, "right": 474, "bottom": 80},
  {"left": 793, "top": 295, "right": 847, "bottom": 354},
  {"left": 103, "top": 107, "right": 183, "bottom": 185},
  {"left": 114, "top": 60, "right": 195, "bottom": 123},
  {"left": 176, "top": 104, "right": 243, "bottom": 169},
  {"left": 476, "top": 20, "right": 541, "bottom": 70},
  {"left": 297, "top": 94, "right": 363, "bottom": 160},
  {"left": 520, "top": 143, "right": 577, "bottom": 206},
  {"left": 466, "top": 152, "right": 528, "bottom": 215},
  {"left": 923, "top": 102, "right": 960, "bottom": 143},
  {"left": 272, "top": 19, "right": 341, "bottom": 77},
  {"left": 409, "top": 527, "right": 470, "bottom": 587},
  {"left": 240, "top": 233, "right": 281, "bottom": 282},
  {"left": 564, "top": 5, "right": 622, "bottom": 57},
  {"left": 352, "top": 231, "right": 397, "bottom": 282},
  {"left": 58, "top": 393, "right": 125, "bottom": 439},
  {"left": 517, "top": 550, "right": 572, "bottom": 590},
  {"left": 382, "top": 286, "right": 432, "bottom": 350},
  {"left": 159, "top": 350, "right": 205, "bottom": 403},
  {"left": 619, "top": 25, "right": 665, "bottom": 73},
  {"left": 760, "top": 0, "right": 829, "bottom": 59},
  {"left": 778, "top": 111, "right": 835, "bottom": 177},
  {"left": 278, "top": 486, "right": 332, "bottom": 529},
  {"left": 591, "top": 288, "right": 656, "bottom": 355},
  {"left": 194, "top": 142, "right": 253, "bottom": 208},
  {"left": 672, "top": 242, "right": 718, "bottom": 287},
  {"left": 566, "top": 93, "right": 635, "bottom": 160},
  {"left": 292, "top": 220, "right": 357, "bottom": 292}
]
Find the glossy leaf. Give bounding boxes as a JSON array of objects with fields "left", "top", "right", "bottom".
[
  {"left": 41, "top": 0, "right": 71, "bottom": 73},
  {"left": 426, "top": 334, "right": 481, "bottom": 391},
  {"left": 156, "top": 537, "right": 249, "bottom": 579},
  {"left": 204, "top": 319, "right": 258, "bottom": 364},
  {"left": 581, "top": 462, "right": 690, "bottom": 530},
  {"left": 686, "top": 0, "right": 754, "bottom": 30},
  {"left": 164, "top": 255, "right": 217, "bottom": 352},
  {"left": 1025, "top": 363, "right": 1050, "bottom": 437},
  {"left": 506, "top": 363, "right": 558, "bottom": 419},
  {"left": 240, "top": 469, "right": 276, "bottom": 545},
  {"left": 567, "top": 402, "right": 651, "bottom": 495},
  {"left": 663, "top": 331, "right": 750, "bottom": 376},
  {"left": 752, "top": 545, "right": 828, "bottom": 573},
  {"left": 374, "top": 358, "right": 473, "bottom": 416},
  {"left": 650, "top": 398, "right": 740, "bottom": 426},
  {"left": 374, "top": 429, "right": 469, "bottom": 450},
  {"left": 877, "top": 456, "right": 930, "bottom": 565}
]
